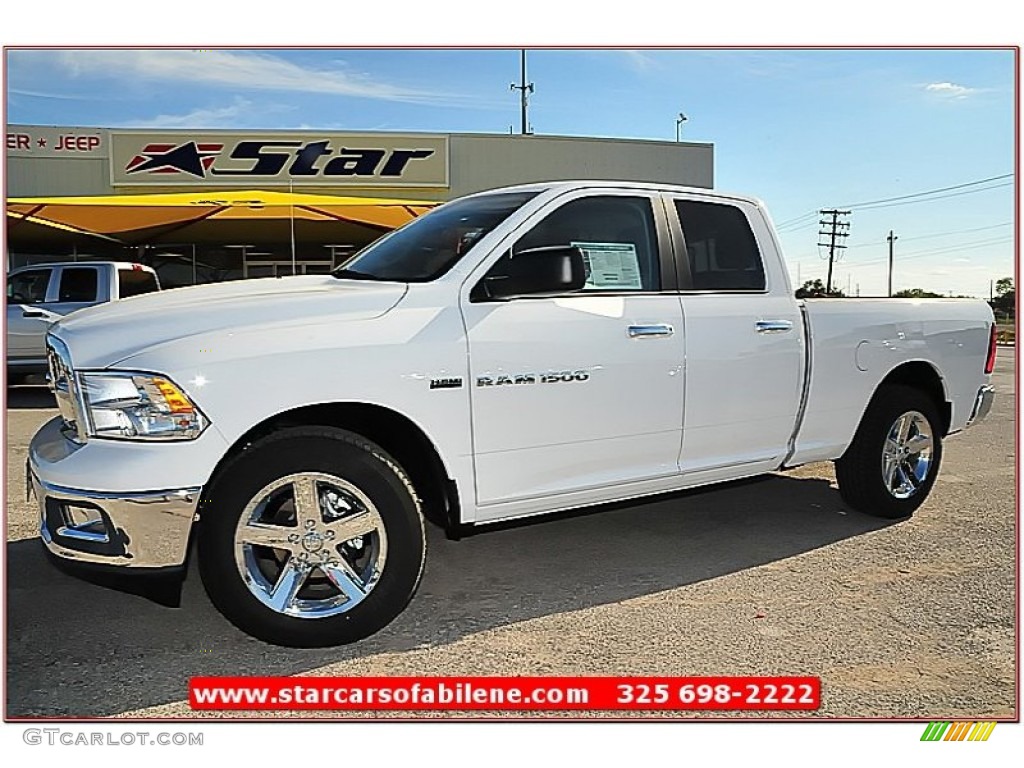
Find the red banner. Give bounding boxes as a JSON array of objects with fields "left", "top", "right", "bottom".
[{"left": 190, "top": 676, "right": 820, "bottom": 711}]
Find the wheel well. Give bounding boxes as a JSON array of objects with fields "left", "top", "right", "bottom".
[
  {"left": 204, "top": 403, "right": 459, "bottom": 532},
  {"left": 876, "top": 361, "right": 951, "bottom": 435}
]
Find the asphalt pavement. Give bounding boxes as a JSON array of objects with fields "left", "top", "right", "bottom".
[{"left": 4, "top": 349, "right": 1016, "bottom": 719}]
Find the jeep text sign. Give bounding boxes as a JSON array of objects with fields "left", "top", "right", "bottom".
[{"left": 110, "top": 132, "right": 449, "bottom": 187}]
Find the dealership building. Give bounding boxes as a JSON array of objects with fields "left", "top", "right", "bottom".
[{"left": 6, "top": 124, "right": 714, "bottom": 286}]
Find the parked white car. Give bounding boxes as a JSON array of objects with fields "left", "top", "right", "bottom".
[
  {"left": 30, "top": 181, "right": 995, "bottom": 646},
  {"left": 6, "top": 261, "right": 160, "bottom": 381}
]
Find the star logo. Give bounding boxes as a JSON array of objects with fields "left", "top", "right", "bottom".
[{"left": 125, "top": 142, "right": 223, "bottom": 177}]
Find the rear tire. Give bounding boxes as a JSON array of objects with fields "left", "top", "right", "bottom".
[
  {"left": 198, "top": 426, "right": 425, "bottom": 647},
  {"left": 834, "top": 384, "right": 943, "bottom": 519}
]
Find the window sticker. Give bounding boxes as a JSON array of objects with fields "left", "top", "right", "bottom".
[{"left": 571, "top": 241, "right": 643, "bottom": 290}]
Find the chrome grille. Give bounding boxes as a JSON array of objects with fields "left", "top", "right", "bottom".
[{"left": 46, "top": 336, "right": 86, "bottom": 442}]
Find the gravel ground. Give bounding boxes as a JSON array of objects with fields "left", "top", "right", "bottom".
[{"left": 4, "top": 350, "right": 1016, "bottom": 719}]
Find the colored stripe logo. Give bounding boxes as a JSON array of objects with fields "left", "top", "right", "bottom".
[{"left": 921, "top": 721, "right": 997, "bottom": 741}]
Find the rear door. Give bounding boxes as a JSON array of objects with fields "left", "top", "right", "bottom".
[
  {"left": 463, "top": 190, "right": 686, "bottom": 511},
  {"left": 668, "top": 196, "right": 804, "bottom": 475}
]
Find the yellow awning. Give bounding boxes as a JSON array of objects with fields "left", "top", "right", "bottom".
[{"left": 7, "top": 190, "right": 438, "bottom": 243}]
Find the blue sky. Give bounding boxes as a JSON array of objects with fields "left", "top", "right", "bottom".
[{"left": 5, "top": 47, "right": 1016, "bottom": 297}]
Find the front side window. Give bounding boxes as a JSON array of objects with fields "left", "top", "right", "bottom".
[
  {"left": 478, "top": 195, "right": 661, "bottom": 298},
  {"left": 7, "top": 269, "right": 51, "bottom": 304},
  {"left": 58, "top": 267, "right": 99, "bottom": 302},
  {"left": 335, "top": 191, "right": 538, "bottom": 282},
  {"left": 674, "top": 200, "right": 765, "bottom": 291}
]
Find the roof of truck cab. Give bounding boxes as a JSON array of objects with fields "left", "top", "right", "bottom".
[
  {"left": 462, "top": 180, "right": 765, "bottom": 208},
  {"left": 7, "top": 261, "right": 157, "bottom": 273}
]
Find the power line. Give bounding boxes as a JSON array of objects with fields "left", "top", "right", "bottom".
[
  {"left": 838, "top": 173, "right": 1013, "bottom": 209},
  {"left": 776, "top": 211, "right": 820, "bottom": 229},
  {"left": 774, "top": 172, "right": 1014, "bottom": 230},
  {"left": 849, "top": 181, "right": 1012, "bottom": 212},
  {"left": 844, "top": 221, "right": 1013, "bottom": 249},
  {"left": 840, "top": 235, "right": 1014, "bottom": 269}
]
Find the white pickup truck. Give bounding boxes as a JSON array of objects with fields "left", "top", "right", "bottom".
[
  {"left": 6, "top": 261, "right": 160, "bottom": 381},
  {"left": 30, "top": 181, "right": 996, "bottom": 647}
]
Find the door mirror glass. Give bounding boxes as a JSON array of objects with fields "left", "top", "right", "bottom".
[{"left": 482, "top": 245, "right": 586, "bottom": 300}]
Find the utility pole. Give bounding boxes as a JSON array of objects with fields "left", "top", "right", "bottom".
[
  {"left": 510, "top": 49, "right": 534, "bottom": 135},
  {"left": 818, "top": 209, "right": 851, "bottom": 295},
  {"left": 887, "top": 230, "right": 898, "bottom": 297}
]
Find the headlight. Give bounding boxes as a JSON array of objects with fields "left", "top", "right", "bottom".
[{"left": 78, "top": 372, "right": 209, "bottom": 441}]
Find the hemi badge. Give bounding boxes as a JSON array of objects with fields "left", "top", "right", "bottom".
[{"left": 430, "top": 378, "right": 463, "bottom": 390}]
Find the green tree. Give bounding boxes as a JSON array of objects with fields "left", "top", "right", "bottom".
[
  {"left": 893, "top": 288, "right": 945, "bottom": 298},
  {"left": 795, "top": 278, "right": 845, "bottom": 298},
  {"left": 991, "top": 277, "right": 1014, "bottom": 320}
]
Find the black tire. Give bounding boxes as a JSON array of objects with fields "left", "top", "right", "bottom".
[
  {"left": 198, "top": 426, "right": 425, "bottom": 647},
  {"left": 834, "top": 384, "right": 944, "bottom": 519}
]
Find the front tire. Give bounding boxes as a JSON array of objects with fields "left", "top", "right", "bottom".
[
  {"left": 834, "top": 385, "right": 943, "bottom": 519},
  {"left": 198, "top": 426, "right": 425, "bottom": 647}
]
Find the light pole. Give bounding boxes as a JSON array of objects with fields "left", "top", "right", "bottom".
[
  {"left": 511, "top": 49, "right": 534, "bottom": 135},
  {"left": 675, "top": 113, "right": 688, "bottom": 142}
]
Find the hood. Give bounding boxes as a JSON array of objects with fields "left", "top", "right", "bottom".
[{"left": 54, "top": 275, "right": 408, "bottom": 368}]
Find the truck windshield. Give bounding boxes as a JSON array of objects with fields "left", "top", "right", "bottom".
[{"left": 333, "top": 191, "right": 538, "bottom": 282}]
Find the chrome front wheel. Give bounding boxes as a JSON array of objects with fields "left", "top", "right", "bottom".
[
  {"left": 199, "top": 427, "right": 425, "bottom": 647},
  {"left": 234, "top": 472, "right": 389, "bottom": 619}
]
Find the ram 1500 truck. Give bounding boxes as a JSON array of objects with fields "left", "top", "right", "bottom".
[{"left": 30, "top": 181, "right": 996, "bottom": 647}]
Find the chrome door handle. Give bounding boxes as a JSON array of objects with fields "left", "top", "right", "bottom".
[
  {"left": 756, "top": 320, "right": 794, "bottom": 334},
  {"left": 628, "top": 324, "right": 675, "bottom": 338}
]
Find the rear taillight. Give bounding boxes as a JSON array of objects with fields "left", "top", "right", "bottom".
[{"left": 985, "top": 324, "right": 997, "bottom": 374}]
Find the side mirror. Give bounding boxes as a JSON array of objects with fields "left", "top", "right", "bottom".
[{"left": 484, "top": 245, "right": 587, "bottom": 300}]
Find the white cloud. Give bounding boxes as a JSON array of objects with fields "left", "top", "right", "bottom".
[
  {"left": 619, "top": 50, "right": 658, "bottom": 72},
  {"left": 924, "top": 81, "right": 978, "bottom": 99},
  {"left": 53, "top": 49, "right": 453, "bottom": 105},
  {"left": 122, "top": 97, "right": 265, "bottom": 129},
  {"left": 9, "top": 87, "right": 96, "bottom": 101}
]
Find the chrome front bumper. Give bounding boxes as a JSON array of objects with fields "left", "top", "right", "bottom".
[
  {"left": 31, "top": 470, "right": 200, "bottom": 569},
  {"left": 966, "top": 384, "right": 995, "bottom": 427}
]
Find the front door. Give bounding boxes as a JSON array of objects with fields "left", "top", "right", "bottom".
[
  {"left": 6, "top": 267, "right": 56, "bottom": 366},
  {"left": 463, "top": 192, "right": 685, "bottom": 511}
]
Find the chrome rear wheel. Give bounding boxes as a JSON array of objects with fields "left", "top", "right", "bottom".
[
  {"left": 881, "top": 411, "right": 935, "bottom": 500},
  {"left": 835, "top": 384, "right": 944, "bottom": 519}
]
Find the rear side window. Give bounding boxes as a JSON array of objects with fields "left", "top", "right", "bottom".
[
  {"left": 58, "top": 267, "right": 99, "bottom": 302},
  {"left": 674, "top": 200, "right": 765, "bottom": 291},
  {"left": 118, "top": 268, "right": 159, "bottom": 298},
  {"left": 7, "top": 269, "right": 51, "bottom": 304}
]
